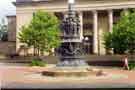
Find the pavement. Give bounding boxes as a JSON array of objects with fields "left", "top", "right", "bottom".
[{"left": 1, "top": 63, "right": 135, "bottom": 89}]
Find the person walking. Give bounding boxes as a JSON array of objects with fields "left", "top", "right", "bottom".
[{"left": 123, "top": 55, "right": 129, "bottom": 70}]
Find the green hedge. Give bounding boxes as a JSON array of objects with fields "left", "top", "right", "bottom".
[{"left": 30, "top": 58, "right": 47, "bottom": 67}]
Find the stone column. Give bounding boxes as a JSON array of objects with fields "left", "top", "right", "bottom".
[
  {"left": 79, "top": 12, "right": 83, "bottom": 41},
  {"left": 92, "top": 10, "right": 98, "bottom": 54},
  {"left": 108, "top": 10, "right": 113, "bottom": 33}
]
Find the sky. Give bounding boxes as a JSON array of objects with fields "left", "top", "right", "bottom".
[{"left": 0, "top": 0, "right": 16, "bottom": 22}]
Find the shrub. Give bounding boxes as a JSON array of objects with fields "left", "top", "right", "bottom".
[
  {"left": 129, "top": 61, "right": 135, "bottom": 70},
  {"left": 30, "top": 58, "right": 47, "bottom": 67},
  {"left": 103, "top": 10, "right": 135, "bottom": 54}
]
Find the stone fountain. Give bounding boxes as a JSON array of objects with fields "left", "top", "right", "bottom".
[
  {"left": 56, "top": 0, "right": 88, "bottom": 67},
  {"left": 42, "top": 0, "right": 103, "bottom": 77}
]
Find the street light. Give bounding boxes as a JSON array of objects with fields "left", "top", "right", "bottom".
[
  {"left": 84, "top": 37, "right": 89, "bottom": 41},
  {"left": 68, "top": 0, "right": 75, "bottom": 12},
  {"left": 68, "top": 0, "right": 75, "bottom": 4}
]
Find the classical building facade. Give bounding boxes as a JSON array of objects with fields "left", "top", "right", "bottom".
[{"left": 12, "top": 0, "right": 135, "bottom": 55}]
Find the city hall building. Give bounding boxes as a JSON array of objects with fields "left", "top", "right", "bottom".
[{"left": 5, "top": 0, "right": 135, "bottom": 55}]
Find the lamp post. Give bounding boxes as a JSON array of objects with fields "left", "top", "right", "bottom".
[
  {"left": 68, "top": 0, "right": 75, "bottom": 12},
  {"left": 68, "top": 0, "right": 74, "bottom": 4},
  {"left": 57, "top": 0, "right": 88, "bottom": 67}
]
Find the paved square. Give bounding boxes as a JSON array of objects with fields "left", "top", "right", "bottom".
[{"left": 1, "top": 63, "right": 135, "bottom": 89}]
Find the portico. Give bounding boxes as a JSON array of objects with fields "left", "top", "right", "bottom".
[{"left": 14, "top": 0, "right": 135, "bottom": 55}]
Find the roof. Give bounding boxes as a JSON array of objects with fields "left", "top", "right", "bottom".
[
  {"left": 6, "top": 15, "right": 16, "bottom": 18},
  {"left": 13, "top": 0, "right": 51, "bottom": 6}
]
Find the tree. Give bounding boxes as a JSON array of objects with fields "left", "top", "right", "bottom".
[
  {"left": 19, "top": 10, "right": 61, "bottom": 56},
  {"left": 103, "top": 32, "right": 112, "bottom": 54},
  {"left": 0, "top": 19, "right": 8, "bottom": 41},
  {"left": 103, "top": 10, "right": 135, "bottom": 54}
]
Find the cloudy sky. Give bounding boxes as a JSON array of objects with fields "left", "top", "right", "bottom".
[{"left": 0, "top": 0, "right": 16, "bottom": 22}]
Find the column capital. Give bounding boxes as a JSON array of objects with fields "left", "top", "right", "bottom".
[
  {"left": 78, "top": 11, "right": 83, "bottom": 13},
  {"left": 77, "top": 11, "right": 83, "bottom": 15},
  {"left": 108, "top": 9, "right": 113, "bottom": 15},
  {"left": 124, "top": 8, "right": 128, "bottom": 11},
  {"left": 92, "top": 10, "right": 97, "bottom": 14},
  {"left": 107, "top": 9, "right": 113, "bottom": 12}
]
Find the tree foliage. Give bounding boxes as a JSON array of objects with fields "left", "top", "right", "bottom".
[
  {"left": 103, "top": 10, "right": 135, "bottom": 54},
  {"left": 0, "top": 19, "right": 8, "bottom": 41},
  {"left": 19, "top": 10, "right": 61, "bottom": 56}
]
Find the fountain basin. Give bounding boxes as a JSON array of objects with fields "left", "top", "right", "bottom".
[{"left": 42, "top": 67, "right": 106, "bottom": 77}]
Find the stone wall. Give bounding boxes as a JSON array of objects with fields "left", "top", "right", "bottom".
[
  {"left": 43, "top": 55, "right": 135, "bottom": 66},
  {"left": 0, "top": 41, "right": 16, "bottom": 55},
  {"left": 3, "top": 55, "right": 135, "bottom": 67}
]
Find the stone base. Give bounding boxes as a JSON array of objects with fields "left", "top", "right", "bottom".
[{"left": 42, "top": 66, "right": 105, "bottom": 77}]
